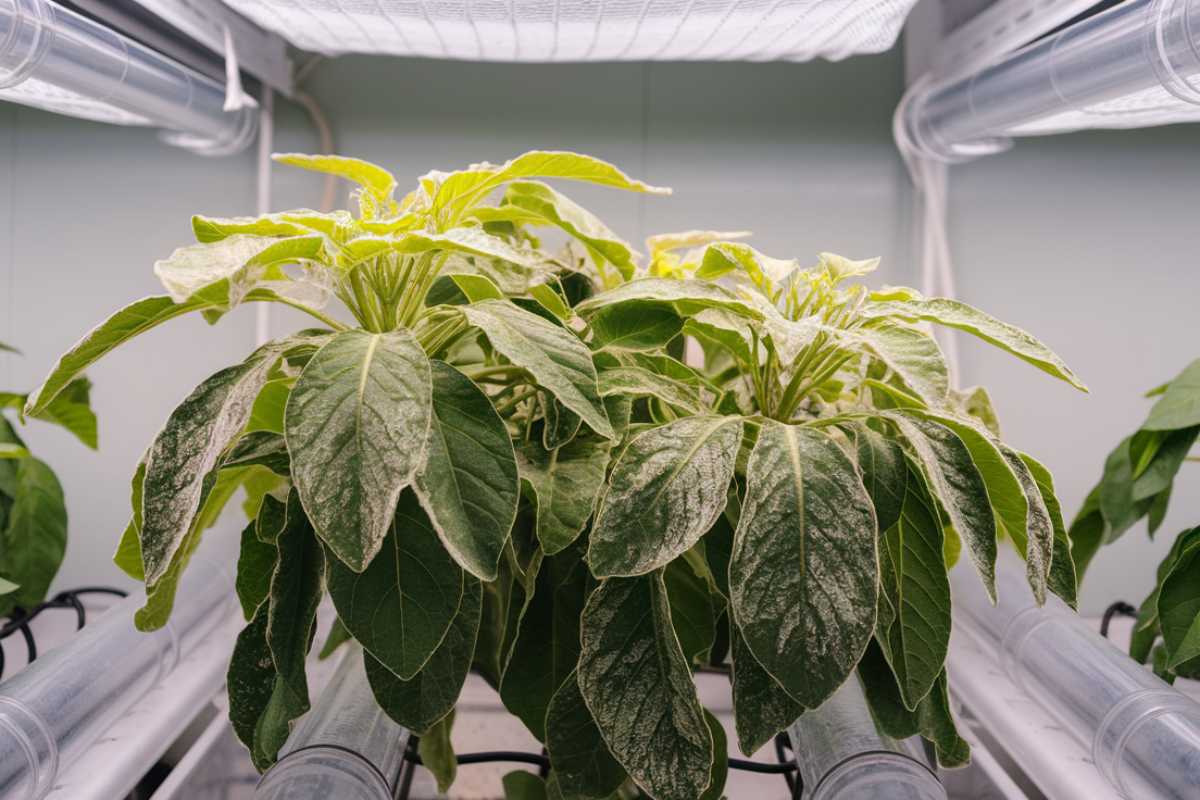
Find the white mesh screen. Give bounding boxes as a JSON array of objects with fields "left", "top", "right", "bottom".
[
  {"left": 217, "top": 0, "right": 917, "bottom": 61},
  {"left": 0, "top": 79, "right": 151, "bottom": 126}
]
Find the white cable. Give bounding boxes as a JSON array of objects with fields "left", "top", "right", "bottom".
[{"left": 254, "top": 87, "right": 274, "bottom": 347}]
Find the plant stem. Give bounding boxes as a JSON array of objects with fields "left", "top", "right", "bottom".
[
  {"left": 492, "top": 387, "right": 536, "bottom": 414},
  {"left": 248, "top": 296, "right": 349, "bottom": 332}
]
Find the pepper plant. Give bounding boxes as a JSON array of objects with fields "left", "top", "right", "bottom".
[
  {"left": 27, "top": 151, "right": 1085, "bottom": 800},
  {"left": 1070, "top": 358, "right": 1200, "bottom": 683},
  {"left": 1, "top": 341, "right": 97, "bottom": 615}
]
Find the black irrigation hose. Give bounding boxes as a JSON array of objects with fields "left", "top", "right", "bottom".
[
  {"left": 1100, "top": 600, "right": 1137, "bottom": 638},
  {"left": 0, "top": 586, "right": 128, "bottom": 680}
]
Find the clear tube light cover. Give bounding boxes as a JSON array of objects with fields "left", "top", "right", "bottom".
[
  {"left": 0, "top": 0, "right": 256, "bottom": 154},
  {"left": 217, "top": 0, "right": 917, "bottom": 62},
  {"left": 0, "top": 541, "right": 237, "bottom": 800},
  {"left": 788, "top": 677, "right": 946, "bottom": 800},
  {"left": 952, "top": 558, "right": 1200, "bottom": 800},
  {"left": 901, "top": 0, "right": 1200, "bottom": 161}
]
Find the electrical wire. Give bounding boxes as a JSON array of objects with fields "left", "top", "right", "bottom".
[{"left": 1100, "top": 600, "right": 1137, "bottom": 638}]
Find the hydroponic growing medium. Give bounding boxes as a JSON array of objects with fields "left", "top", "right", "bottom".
[{"left": 3, "top": 1, "right": 1200, "bottom": 799}]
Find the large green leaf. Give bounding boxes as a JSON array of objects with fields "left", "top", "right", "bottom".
[
  {"left": 235, "top": 518, "right": 277, "bottom": 620},
  {"left": 589, "top": 415, "right": 742, "bottom": 577},
  {"left": 577, "top": 574, "right": 713, "bottom": 800},
  {"left": 139, "top": 353, "right": 277, "bottom": 584},
  {"left": 590, "top": 303, "right": 683, "bottom": 352},
  {"left": 1019, "top": 453, "right": 1077, "bottom": 608},
  {"left": 545, "top": 670, "right": 626, "bottom": 799},
  {"left": 596, "top": 365, "right": 702, "bottom": 415},
  {"left": 461, "top": 301, "right": 611, "bottom": 439},
  {"left": 326, "top": 491, "right": 464, "bottom": 680},
  {"left": 576, "top": 278, "right": 762, "bottom": 321},
  {"left": 664, "top": 556, "right": 717, "bottom": 665},
  {"left": 419, "top": 711, "right": 458, "bottom": 794},
  {"left": 875, "top": 461, "right": 951, "bottom": 709},
  {"left": 699, "top": 710, "right": 728, "bottom": 800},
  {"left": 0, "top": 458, "right": 66, "bottom": 612},
  {"left": 885, "top": 413, "right": 998, "bottom": 600},
  {"left": 864, "top": 296, "right": 1085, "bottom": 391},
  {"left": 998, "top": 445, "right": 1054, "bottom": 603},
  {"left": 287, "top": 328, "right": 432, "bottom": 571},
  {"left": 500, "top": 544, "right": 591, "bottom": 740},
  {"left": 25, "top": 294, "right": 274, "bottom": 416},
  {"left": 729, "top": 422, "right": 877, "bottom": 708},
  {"left": 28, "top": 377, "right": 98, "bottom": 449},
  {"left": 695, "top": 242, "right": 798, "bottom": 291},
  {"left": 856, "top": 324, "right": 949, "bottom": 406},
  {"left": 274, "top": 153, "right": 397, "bottom": 209},
  {"left": 366, "top": 576, "right": 482, "bottom": 734},
  {"left": 730, "top": 625, "right": 803, "bottom": 757},
  {"left": 227, "top": 606, "right": 280, "bottom": 771},
  {"left": 1143, "top": 359, "right": 1200, "bottom": 431},
  {"left": 518, "top": 433, "right": 611, "bottom": 555},
  {"left": 505, "top": 181, "right": 636, "bottom": 277},
  {"left": 192, "top": 209, "right": 353, "bottom": 243},
  {"left": 1157, "top": 529, "right": 1200, "bottom": 675},
  {"left": 414, "top": 361, "right": 519, "bottom": 581},
  {"left": 851, "top": 424, "right": 906, "bottom": 534}
]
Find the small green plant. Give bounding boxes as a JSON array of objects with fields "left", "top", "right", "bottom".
[
  {"left": 27, "top": 151, "right": 1084, "bottom": 800},
  {"left": 1070, "top": 358, "right": 1200, "bottom": 683},
  {"left": 0, "top": 341, "right": 97, "bottom": 614}
]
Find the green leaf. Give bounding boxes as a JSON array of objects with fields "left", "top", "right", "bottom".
[
  {"left": 140, "top": 354, "right": 277, "bottom": 585},
  {"left": 576, "top": 278, "right": 762, "bottom": 321},
  {"left": 998, "top": 445, "right": 1054, "bottom": 604},
  {"left": 1143, "top": 359, "right": 1200, "bottom": 430},
  {"left": 1097, "top": 436, "right": 1151, "bottom": 543},
  {"left": 500, "top": 544, "right": 591, "bottom": 740},
  {"left": 730, "top": 624, "right": 803, "bottom": 757},
  {"left": 461, "top": 301, "right": 611, "bottom": 438},
  {"left": 450, "top": 273, "right": 506, "bottom": 302},
  {"left": 595, "top": 366, "right": 701, "bottom": 415},
  {"left": 367, "top": 576, "right": 482, "bottom": 734},
  {"left": 1067, "top": 488, "right": 1107, "bottom": 580},
  {"left": 25, "top": 295, "right": 272, "bottom": 416},
  {"left": 664, "top": 556, "right": 717, "bottom": 664},
  {"left": 529, "top": 282, "right": 572, "bottom": 322},
  {"left": 865, "top": 296, "right": 1086, "bottom": 391},
  {"left": 856, "top": 324, "right": 949, "bottom": 406},
  {"left": 502, "top": 771, "right": 549, "bottom": 800},
  {"left": 916, "top": 672, "right": 970, "bottom": 767},
  {"left": 0, "top": 577, "right": 17, "bottom": 595},
  {"left": 540, "top": 395, "right": 582, "bottom": 450},
  {"left": 29, "top": 376, "right": 98, "bottom": 449},
  {"left": 885, "top": 413, "right": 998, "bottom": 600},
  {"left": 578, "top": 574, "right": 713, "bottom": 800},
  {"left": 326, "top": 491, "right": 464, "bottom": 680},
  {"left": 545, "top": 671, "right": 626, "bottom": 799},
  {"left": 0, "top": 458, "right": 66, "bottom": 611},
  {"left": 857, "top": 639, "right": 919, "bottom": 739},
  {"left": 247, "top": 379, "right": 291, "bottom": 435},
  {"left": 113, "top": 461, "right": 146, "bottom": 580},
  {"left": 505, "top": 181, "right": 636, "bottom": 278},
  {"left": 256, "top": 492, "right": 289, "bottom": 544},
  {"left": 590, "top": 415, "right": 742, "bottom": 577},
  {"left": 729, "top": 422, "right": 877, "bottom": 708},
  {"left": 0, "top": 342, "right": 18, "bottom": 354},
  {"left": 191, "top": 210, "right": 352, "bottom": 242},
  {"left": 875, "top": 460, "right": 951, "bottom": 709},
  {"left": 0, "top": 443, "right": 29, "bottom": 459},
  {"left": 1132, "top": 427, "right": 1199, "bottom": 500},
  {"left": 851, "top": 424, "right": 906, "bottom": 534},
  {"left": 695, "top": 242, "right": 798, "bottom": 291},
  {"left": 590, "top": 302, "right": 683, "bottom": 352},
  {"left": 287, "top": 328, "right": 432, "bottom": 571},
  {"left": 274, "top": 153, "right": 396, "bottom": 205},
  {"left": 236, "top": 519, "right": 277, "bottom": 620},
  {"left": 518, "top": 432, "right": 611, "bottom": 555},
  {"left": 1019, "top": 453, "right": 1078, "bottom": 608},
  {"left": 227, "top": 607, "right": 277, "bottom": 769},
  {"left": 419, "top": 711, "right": 458, "bottom": 794},
  {"left": 414, "top": 361, "right": 519, "bottom": 581},
  {"left": 1157, "top": 529, "right": 1200, "bottom": 674},
  {"left": 318, "top": 617, "right": 353, "bottom": 660},
  {"left": 699, "top": 710, "right": 728, "bottom": 800}
]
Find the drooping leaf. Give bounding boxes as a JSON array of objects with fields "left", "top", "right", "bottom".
[
  {"left": 1132, "top": 427, "right": 1199, "bottom": 501},
  {"left": 326, "top": 491, "right": 464, "bottom": 680},
  {"left": 699, "top": 710, "right": 728, "bottom": 800},
  {"left": 545, "top": 671, "right": 626, "bottom": 799},
  {"left": 998, "top": 445, "right": 1054, "bottom": 603},
  {"left": 577, "top": 574, "right": 713, "bottom": 800},
  {"left": 287, "top": 328, "right": 432, "bottom": 571},
  {"left": 227, "top": 606, "right": 278, "bottom": 770},
  {"left": 518, "top": 432, "right": 611, "bottom": 555},
  {"left": 729, "top": 422, "right": 877, "bottom": 708},
  {"left": 236, "top": 518, "right": 277, "bottom": 620},
  {"left": 1019, "top": 452, "right": 1078, "bottom": 608},
  {"left": 418, "top": 711, "right": 458, "bottom": 794},
  {"left": 1067, "top": 488, "right": 1107, "bottom": 580},
  {"left": 274, "top": 153, "right": 397, "bottom": 206},
  {"left": 576, "top": 278, "right": 762, "bottom": 322},
  {"left": 916, "top": 672, "right": 970, "bottom": 767},
  {"left": 730, "top": 624, "right": 803, "bottom": 757},
  {"left": 885, "top": 413, "right": 998, "bottom": 600},
  {"left": 851, "top": 424, "right": 906, "bottom": 534},
  {"left": 1097, "top": 436, "right": 1152, "bottom": 543},
  {"left": 318, "top": 617, "right": 353, "bottom": 660},
  {"left": 247, "top": 379, "right": 291, "bottom": 435},
  {"left": 875, "top": 461, "right": 951, "bottom": 709},
  {"left": 1157, "top": 528, "right": 1200, "bottom": 675},
  {"left": 505, "top": 181, "right": 636, "bottom": 278},
  {"left": 461, "top": 301, "right": 611, "bottom": 438},
  {"left": 30, "top": 376, "right": 98, "bottom": 449},
  {"left": 0, "top": 458, "right": 66, "bottom": 612},
  {"left": 500, "top": 544, "right": 591, "bottom": 740},
  {"left": 414, "top": 361, "right": 519, "bottom": 581},
  {"left": 864, "top": 296, "right": 1086, "bottom": 391},
  {"left": 367, "top": 577, "right": 482, "bottom": 734},
  {"left": 502, "top": 771, "right": 549, "bottom": 800},
  {"left": 541, "top": 395, "right": 582, "bottom": 450},
  {"left": 589, "top": 415, "right": 742, "bottom": 577},
  {"left": 595, "top": 366, "right": 702, "bottom": 415},
  {"left": 1143, "top": 359, "right": 1200, "bottom": 430},
  {"left": 664, "top": 556, "right": 717, "bottom": 664},
  {"left": 857, "top": 639, "right": 920, "bottom": 739}
]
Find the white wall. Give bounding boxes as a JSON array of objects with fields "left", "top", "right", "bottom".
[
  {"left": 0, "top": 52, "right": 911, "bottom": 595},
  {"left": 948, "top": 124, "right": 1200, "bottom": 614}
]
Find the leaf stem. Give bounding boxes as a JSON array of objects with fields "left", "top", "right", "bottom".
[{"left": 247, "top": 295, "right": 349, "bottom": 332}]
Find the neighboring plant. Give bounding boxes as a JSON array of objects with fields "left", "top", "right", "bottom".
[
  {"left": 1070, "top": 358, "right": 1200, "bottom": 683},
  {"left": 26, "top": 151, "right": 1085, "bottom": 800},
  {"left": 0, "top": 341, "right": 98, "bottom": 615}
]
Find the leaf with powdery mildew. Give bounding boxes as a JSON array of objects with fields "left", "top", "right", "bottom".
[{"left": 730, "top": 624, "right": 803, "bottom": 757}]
